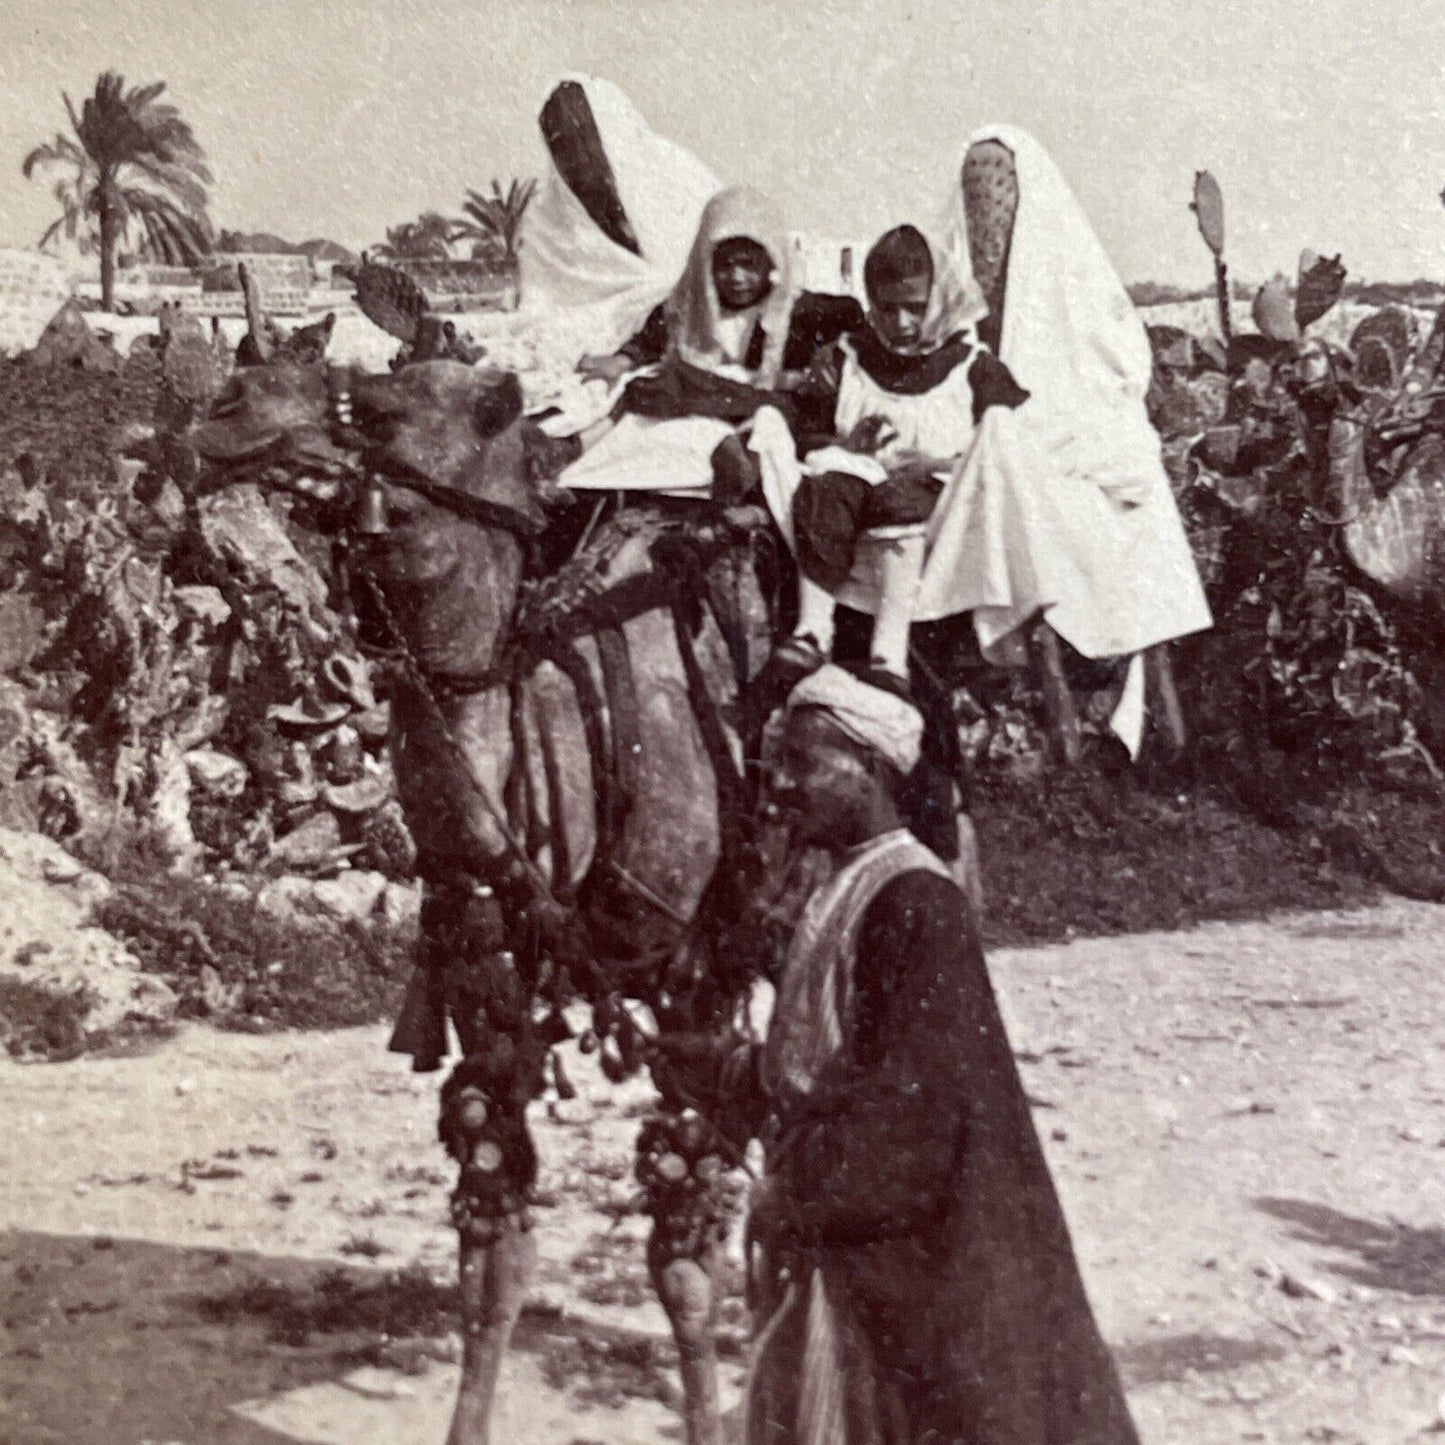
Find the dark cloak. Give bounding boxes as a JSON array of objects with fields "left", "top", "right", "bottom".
[{"left": 754, "top": 869, "right": 1140, "bottom": 1445}]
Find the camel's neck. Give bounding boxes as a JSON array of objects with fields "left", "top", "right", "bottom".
[{"left": 391, "top": 532, "right": 525, "bottom": 682}]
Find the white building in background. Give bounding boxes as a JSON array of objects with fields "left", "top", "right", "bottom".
[
  {"left": 789, "top": 233, "right": 869, "bottom": 300},
  {"left": 0, "top": 249, "right": 73, "bottom": 354}
]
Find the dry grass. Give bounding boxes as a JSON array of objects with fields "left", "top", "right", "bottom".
[{"left": 198, "top": 1263, "right": 455, "bottom": 1345}]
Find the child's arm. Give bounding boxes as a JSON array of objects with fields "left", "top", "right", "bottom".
[
  {"left": 781, "top": 293, "right": 866, "bottom": 388},
  {"left": 884, "top": 448, "right": 961, "bottom": 480},
  {"left": 790, "top": 343, "right": 860, "bottom": 452},
  {"left": 577, "top": 305, "right": 669, "bottom": 383},
  {"left": 969, "top": 350, "right": 1031, "bottom": 422},
  {"left": 869, "top": 348, "right": 1029, "bottom": 483}
]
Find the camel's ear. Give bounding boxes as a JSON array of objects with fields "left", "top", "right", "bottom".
[
  {"left": 320, "top": 311, "right": 337, "bottom": 338},
  {"left": 473, "top": 371, "right": 525, "bottom": 438}
]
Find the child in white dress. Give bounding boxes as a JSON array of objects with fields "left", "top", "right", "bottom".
[{"left": 775, "top": 224, "right": 1028, "bottom": 690}]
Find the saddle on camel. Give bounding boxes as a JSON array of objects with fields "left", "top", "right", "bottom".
[{"left": 146, "top": 84, "right": 1210, "bottom": 1445}]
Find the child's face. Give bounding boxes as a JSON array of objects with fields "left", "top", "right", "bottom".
[
  {"left": 869, "top": 275, "right": 932, "bottom": 350},
  {"left": 711, "top": 239, "right": 774, "bottom": 311}
]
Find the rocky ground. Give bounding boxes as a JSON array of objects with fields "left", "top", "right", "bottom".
[{"left": 2, "top": 893, "right": 1443, "bottom": 1445}]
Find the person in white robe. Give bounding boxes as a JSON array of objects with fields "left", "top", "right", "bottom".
[
  {"left": 515, "top": 76, "right": 721, "bottom": 436},
  {"left": 520, "top": 75, "right": 720, "bottom": 356},
  {"left": 758, "top": 125, "right": 1212, "bottom": 751}
]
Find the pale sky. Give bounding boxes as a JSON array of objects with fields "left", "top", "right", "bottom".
[{"left": 2, "top": 0, "right": 1442, "bottom": 285}]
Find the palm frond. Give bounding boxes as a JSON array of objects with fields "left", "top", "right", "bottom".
[
  {"left": 120, "top": 186, "right": 213, "bottom": 263},
  {"left": 127, "top": 79, "right": 167, "bottom": 110},
  {"left": 456, "top": 177, "right": 536, "bottom": 262},
  {"left": 373, "top": 214, "right": 453, "bottom": 261},
  {"left": 127, "top": 154, "right": 211, "bottom": 216},
  {"left": 22, "top": 133, "right": 86, "bottom": 178}
]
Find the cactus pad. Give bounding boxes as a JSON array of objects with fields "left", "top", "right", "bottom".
[
  {"left": 161, "top": 317, "right": 226, "bottom": 407},
  {"left": 1252, "top": 275, "right": 1300, "bottom": 345},
  {"left": 351, "top": 257, "right": 429, "bottom": 345},
  {"left": 1191, "top": 171, "right": 1226, "bottom": 257},
  {"left": 1349, "top": 306, "right": 1420, "bottom": 391},
  {"left": 1295, "top": 251, "right": 1347, "bottom": 331}
]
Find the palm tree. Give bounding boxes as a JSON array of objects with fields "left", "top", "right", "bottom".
[
  {"left": 23, "top": 72, "right": 213, "bottom": 310},
  {"left": 372, "top": 211, "right": 456, "bottom": 262},
  {"left": 34, "top": 158, "right": 98, "bottom": 256},
  {"left": 452, "top": 178, "right": 538, "bottom": 268}
]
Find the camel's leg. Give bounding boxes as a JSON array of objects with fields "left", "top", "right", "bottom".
[
  {"left": 652, "top": 1247, "right": 724, "bottom": 1445},
  {"left": 638, "top": 1114, "right": 735, "bottom": 1445},
  {"left": 447, "top": 1219, "right": 537, "bottom": 1445},
  {"left": 439, "top": 1017, "right": 542, "bottom": 1445}
]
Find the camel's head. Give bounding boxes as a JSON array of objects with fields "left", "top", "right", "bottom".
[
  {"left": 191, "top": 360, "right": 350, "bottom": 475},
  {"left": 351, "top": 362, "right": 526, "bottom": 495},
  {"left": 346, "top": 361, "right": 542, "bottom": 675}
]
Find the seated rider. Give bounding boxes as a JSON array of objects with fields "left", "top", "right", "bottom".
[
  {"left": 774, "top": 224, "right": 1029, "bottom": 690},
  {"left": 570, "top": 186, "right": 861, "bottom": 501}
]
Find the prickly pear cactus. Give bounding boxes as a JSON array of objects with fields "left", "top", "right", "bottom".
[
  {"left": 1295, "top": 251, "right": 1346, "bottom": 332},
  {"left": 160, "top": 313, "right": 226, "bottom": 410},
  {"left": 1349, "top": 306, "right": 1420, "bottom": 392},
  {"left": 350, "top": 256, "right": 429, "bottom": 345},
  {"left": 1252, "top": 275, "right": 1300, "bottom": 345},
  {"left": 1191, "top": 171, "right": 1226, "bottom": 257}
]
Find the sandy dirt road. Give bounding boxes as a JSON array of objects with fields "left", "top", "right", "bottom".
[{"left": 2, "top": 897, "right": 1443, "bottom": 1445}]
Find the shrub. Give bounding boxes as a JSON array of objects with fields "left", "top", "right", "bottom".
[{"left": 92, "top": 857, "right": 412, "bottom": 1030}]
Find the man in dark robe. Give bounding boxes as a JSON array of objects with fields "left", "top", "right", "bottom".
[{"left": 738, "top": 664, "right": 1140, "bottom": 1445}]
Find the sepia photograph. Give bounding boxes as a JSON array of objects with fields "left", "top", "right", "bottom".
[{"left": 0, "top": 1, "right": 1442, "bottom": 1441}]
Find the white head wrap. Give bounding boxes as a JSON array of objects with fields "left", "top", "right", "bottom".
[
  {"left": 519, "top": 76, "right": 721, "bottom": 354},
  {"left": 862, "top": 222, "right": 988, "bottom": 356},
  {"left": 784, "top": 664, "right": 924, "bottom": 776},
  {"left": 665, "top": 185, "right": 799, "bottom": 387}
]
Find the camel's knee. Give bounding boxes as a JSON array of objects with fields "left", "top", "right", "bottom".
[
  {"left": 440, "top": 1045, "right": 544, "bottom": 1237},
  {"left": 654, "top": 1255, "right": 718, "bottom": 1337}
]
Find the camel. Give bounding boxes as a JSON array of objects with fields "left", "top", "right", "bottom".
[
  {"left": 139, "top": 289, "right": 788, "bottom": 1445},
  {"left": 165, "top": 134, "right": 1168, "bottom": 1441},
  {"left": 337, "top": 358, "right": 787, "bottom": 1445},
  {"left": 148, "top": 136, "right": 1441, "bottom": 1440}
]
